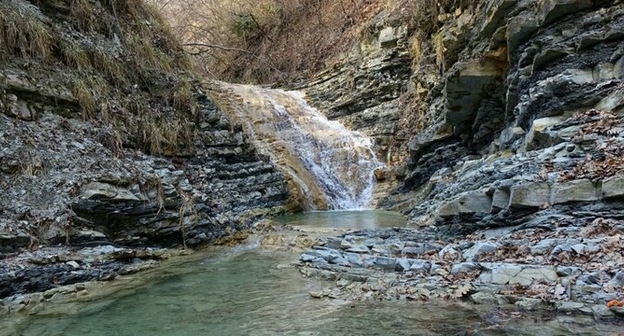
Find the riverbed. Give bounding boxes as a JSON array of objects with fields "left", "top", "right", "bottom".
[{"left": 2, "top": 211, "right": 623, "bottom": 335}]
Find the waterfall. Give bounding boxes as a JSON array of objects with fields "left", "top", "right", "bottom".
[{"left": 217, "top": 83, "right": 383, "bottom": 211}]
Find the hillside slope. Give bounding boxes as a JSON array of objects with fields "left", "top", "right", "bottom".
[{"left": 0, "top": 0, "right": 289, "bottom": 300}]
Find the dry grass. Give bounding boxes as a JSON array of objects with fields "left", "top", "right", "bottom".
[
  {"left": 89, "top": 47, "right": 129, "bottom": 86},
  {"left": 0, "top": 4, "right": 52, "bottom": 60},
  {"left": 61, "top": 40, "right": 91, "bottom": 70},
  {"left": 70, "top": 0, "right": 97, "bottom": 32},
  {"left": 173, "top": 80, "right": 194, "bottom": 112},
  {"left": 72, "top": 79, "right": 97, "bottom": 119},
  {"left": 148, "top": 0, "right": 383, "bottom": 83},
  {"left": 2, "top": 0, "right": 199, "bottom": 156}
]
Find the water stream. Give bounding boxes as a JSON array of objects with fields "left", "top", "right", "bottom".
[
  {"left": 218, "top": 83, "right": 382, "bottom": 210},
  {"left": 4, "top": 211, "right": 622, "bottom": 336}
]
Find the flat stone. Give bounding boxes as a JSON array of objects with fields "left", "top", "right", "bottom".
[
  {"left": 451, "top": 262, "right": 480, "bottom": 275},
  {"left": 530, "top": 238, "right": 579, "bottom": 255},
  {"left": 602, "top": 175, "right": 624, "bottom": 199},
  {"left": 524, "top": 117, "right": 565, "bottom": 151},
  {"left": 395, "top": 258, "right": 411, "bottom": 272},
  {"left": 409, "top": 260, "right": 431, "bottom": 273},
  {"left": 471, "top": 292, "right": 500, "bottom": 305},
  {"left": 379, "top": 26, "right": 399, "bottom": 48},
  {"left": 66, "top": 261, "right": 80, "bottom": 269},
  {"left": 539, "top": 0, "right": 593, "bottom": 25},
  {"left": 509, "top": 182, "right": 550, "bottom": 208},
  {"left": 593, "top": 304, "right": 615, "bottom": 319},
  {"left": 507, "top": 13, "right": 540, "bottom": 57},
  {"left": 556, "top": 301, "right": 586, "bottom": 314},
  {"left": 489, "top": 265, "right": 523, "bottom": 285},
  {"left": 515, "top": 298, "right": 546, "bottom": 311},
  {"left": 300, "top": 254, "right": 319, "bottom": 262},
  {"left": 346, "top": 245, "right": 370, "bottom": 254},
  {"left": 81, "top": 182, "right": 140, "bottom": 201},
  {"left": 511, "top": 267, "right": 558, "bottom": 286},
  {"left": 499, "top": 126, "right": 526, "bottom": 148},
  {"left": 344, "top": 253, "right": 364, "bottom": 267},
  {"left": 374, "top": 257, "right": 397, "bottom": 270},
  {"left": 462, "top": 241, "right": 498, "bottom": 261},
  {"left": 552, "top": 179, "right": 600, "bottom": 204},
  {"left": 437, "top": 190, "right": 492, "bottom": 217}
]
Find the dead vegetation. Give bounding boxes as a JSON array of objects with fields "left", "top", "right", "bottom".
[
  {"left": 0, "top": 2, "right": 52, "bottom": 60},
  {"left": 147, "top": 0, "right": 392, "bottom": 84},
  {"left": 0, "top": 0, "right": 200, "bottom": 156},
  {"left": 560, "top": 109, "right": 624, "bottom": 182}
]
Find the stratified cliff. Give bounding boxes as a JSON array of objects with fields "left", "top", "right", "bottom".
[
  {"left": 0, "top": 0, "right": 289, "bottom": 298},
  {"left": 297, "top": 0, "right": 624, "bottom": 312}
]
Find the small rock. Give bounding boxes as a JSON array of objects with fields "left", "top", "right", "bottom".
[
  {"left": 451, "top": 262, "right": 480, "bottom": 275},
  {"left": 309, "top": 291, "right": 324, "bottom": 299},
  {"left": 462, "top": 241, "right": 498, "bottom": 261},
  {"left": 66, "top": 261, "right": 80, "bottom": 269},
  {"left": 395, "top": 258, "right": 411, "bottom": 272},
  {"left": 471, "top": 292, "right": 499, "bottom": 305},
  {"left": 515, "top": 298, "right": 546, "bottom": 311}
]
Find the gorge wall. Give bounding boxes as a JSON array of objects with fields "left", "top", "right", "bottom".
[
  {"left": 300, "top": 0, "right": 624, "bottom": 234},
  {"left": 296, "top": 0, "right": 624, "bottom": 312},
  {"left": 0, "top": 0, "right": 289, "bottom": 298}
]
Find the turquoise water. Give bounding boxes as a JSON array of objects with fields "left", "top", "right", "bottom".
[
  {"left": 276, "top": 210, "right": 407, "bottom": 230},
  {"left": 3, "top": 211, "right": 623, "bottom": 335}
]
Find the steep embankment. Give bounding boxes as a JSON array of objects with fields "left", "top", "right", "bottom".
[
  {"left": 296, "top": 0, "right": 624, "bottom": 317},
  {"left": 0, "top": 0, "right": 288, "bottom": 302}
]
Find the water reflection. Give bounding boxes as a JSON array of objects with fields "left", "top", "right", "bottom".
[
  {"left": 5, "top": 211, "right": 624, "bottom": 336},
  {"left": 278, "top": 210, "right": 407, "bottom": 230}
]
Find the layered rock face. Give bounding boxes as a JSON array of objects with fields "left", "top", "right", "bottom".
[
  {"left": 297, "top": 0, "right": 624, "bottom": 314},
  {"left": 390, "top": 0, "right": 624, "bottom": 235},
  {"left": 211, "top": 82, "right": 382, "bottom": 211},
  {"left": 0, "top": 0, "right": 289, "bottom": 299},
  {"left": 296, "top": 24, "right": 412, "bottom": 164}
]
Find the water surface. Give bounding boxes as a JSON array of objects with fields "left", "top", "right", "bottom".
[
  {"left": 4, "top": 211, "right": 623, "bottom": 335},
  {"left": 277, "top": 209, "right": 407, "bottom": 230}
]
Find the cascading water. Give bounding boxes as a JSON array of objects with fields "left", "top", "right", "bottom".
[{"left": 216, "top": 83, "right": 383, "bottom": 210}]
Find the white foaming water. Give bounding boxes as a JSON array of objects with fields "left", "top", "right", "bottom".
[{"left": 219, "top": 83, "right": 383, "bottom": 210}]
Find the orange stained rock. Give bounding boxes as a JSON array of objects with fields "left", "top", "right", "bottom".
[{"left": 606, "top": 299, "right": 623, "bottom": 307}]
